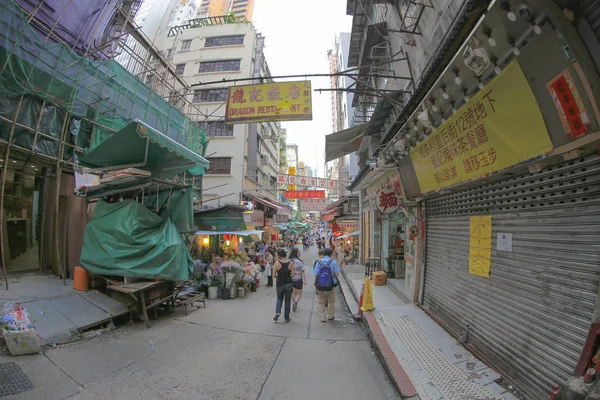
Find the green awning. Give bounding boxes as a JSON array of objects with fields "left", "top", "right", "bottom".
[
  {"left": 194, "top": 206, "right": 247, "bottom": 232},
  {"left": 79, "top": 119, "right": 209, "bottom": 178}
]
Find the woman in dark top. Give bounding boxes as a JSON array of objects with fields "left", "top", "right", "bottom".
[{"left": 273, "top": 248, "right": 295, "bottom": 323}]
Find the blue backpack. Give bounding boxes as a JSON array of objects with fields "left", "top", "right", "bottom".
[{"left": 315, "top": 259, "right": 334, "bottom": 291}]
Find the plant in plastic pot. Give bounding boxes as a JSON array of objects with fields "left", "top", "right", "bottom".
[{"left": 221, "top": 287, "right": 231, "bottom": 300}]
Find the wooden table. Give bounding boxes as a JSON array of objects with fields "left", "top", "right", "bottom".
[{"left": 107, "top": 281, "right": 174, "bottom": 327}]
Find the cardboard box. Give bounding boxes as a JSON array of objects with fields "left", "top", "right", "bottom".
[{"left": 372, "top": 271, "right": 386, "bottom": 286}]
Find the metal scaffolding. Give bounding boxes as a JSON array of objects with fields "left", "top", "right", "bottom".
[{"left": 0, "top": 0, "right": 210, "bottom": 286}]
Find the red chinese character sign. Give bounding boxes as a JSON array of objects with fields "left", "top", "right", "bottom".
[
  {"left": 410, "top": 61, "right": 553, "bottom": 193},
  {"left": 547, "top": 69, "right": 589, "bottom": 139},
  {"left": 276, "top": 174, "right": 288, "bottom": 184},
  {"left": 225, "top": 81, "right": 312, "bottom": 124},
  {"left": 276, "top": 175, "right": 339, "bottom": 189},
  {"left": 283, "top": 190, "right": 325, "bottom": 199},
  {"left": 376, "top": 189, "right": 400, "bottom": 214}
]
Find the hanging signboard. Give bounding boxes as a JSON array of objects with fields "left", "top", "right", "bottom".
[
  {"left": 410, "top": 61, "right": 553, "bottom": 194},
  {"left": 243, "top": 210, "right": 264, "bottom": 226},
  {"left": 225, "top": 81, "right": 312, "bottom": 124},
  {"left": 283, "top": 190, "right": 325, "bottom": 199},
  {"left": 299, "top": 199, "right": 328, "bottom": 211},
  {"left": 276, "top": 173, "right": 339, "bottom": 189},
  {"left": 365, "top": 169, "right": 404, "bottom": 201},
  {"left": 335, "top": 220, "right": 359, "bottom": 228},
  {"left": 469, "top": 216, "right": 492, "bottom": 277},
  {"left": 375, "top": 189, "right": 401, "bottom": 214},
  {"left": 275, "top": 214, "right": 289, "bottom": 223}
]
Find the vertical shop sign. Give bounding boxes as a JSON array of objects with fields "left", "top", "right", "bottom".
[
  {"left": 288, "top": 167, "right": 296, "bottom": 198},
  {"left": 469, "top": 216, "right": 492, "bottom": 277},
  {"left": 547, "top": 69, "right": 589, "bottom": 138}
]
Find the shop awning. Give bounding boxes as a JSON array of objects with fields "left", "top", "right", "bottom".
[
  {"left": 325, "top": 124, "right": 367, "bottom": 162},
  {"left": 244, "top": 225, "right": 263, "bottom": 242},
  {"left": 194, "top": 230, "right": 263, "bottom": 236},
  {"left": 323, "top": 196, "right": 349, "bottom": 212},
  {"left": 338, "top": 231, "right": 360, "bottom": 239},
  {"left": 79, "top": 119, "right": 210, "bottom": 178},
  {"left": 274, "top": 223, "right": 289, "bottom": 231},
  {"left": 244, "top": 193, "right": 291, "bottom": 213},
  {"left": 322, "top": 210, "right": 338, "bottom": 222}
]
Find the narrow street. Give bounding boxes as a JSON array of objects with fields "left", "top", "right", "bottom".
[{"left": 7, "top": 246, "right": 398, "bottom": 400}]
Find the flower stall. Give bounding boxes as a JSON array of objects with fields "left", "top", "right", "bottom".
[{"left": 190, "top": 230, "right": 264, "bottom": 300}]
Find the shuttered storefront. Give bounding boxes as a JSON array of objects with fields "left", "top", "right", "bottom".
[
  {"left": 581, "top": 0, "right": 600, "bottom": 41},
  {"left": 422, "top": 154, "right": 600, "bottom": 399}
]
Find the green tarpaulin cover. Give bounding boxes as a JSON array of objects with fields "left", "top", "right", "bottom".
[
  {"left": 80, "top": 200, "right": 192, "bottom": 280},
  {"left": 79, "top": 120, "right": 209, "bottom": 178},
  {"left": 143, "top": 188, "right": 195, "bottom": 233}
]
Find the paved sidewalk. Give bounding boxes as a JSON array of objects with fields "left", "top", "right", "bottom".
[
  {"left": 0, "top": 272, "right": 129, "bottom": 345},
  {"left": 339, "top": 264, "right": 521, "bottom": 400}
]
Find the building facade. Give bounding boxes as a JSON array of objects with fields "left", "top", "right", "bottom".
[
  {"left": 286, "top": 144, "right": 299, "bottom": 170},
  {"left": 153, "top": 16, "right": 285, "bottom": 217},
  {"left": 346, "top": 0, "right": 600, "bottom": 398},
  {"left": 199, "top": 0, "right": 255, "bottom": 21},
  {"left": 326, "top": 33, "right": 360, "bottom": 200}
]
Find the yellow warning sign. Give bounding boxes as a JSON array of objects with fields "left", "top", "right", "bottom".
[
  {"left": 361, "top": 277, "right": 374, "bottom": 311},
  {"left": 469, "top": 215, "right": 492, "bottom": 277}
]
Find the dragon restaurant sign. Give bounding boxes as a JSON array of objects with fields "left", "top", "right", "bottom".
[{"left": 376, "top": 189, "right": 401, "bottom": 214}]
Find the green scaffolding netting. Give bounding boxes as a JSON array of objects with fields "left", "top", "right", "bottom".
[{"left": 0, "top": 0, "right": 207, "bottom": 160}]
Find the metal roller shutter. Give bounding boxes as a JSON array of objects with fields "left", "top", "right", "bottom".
[
  {"left": 422, "top": 154, "right": 600, "bottom": 399},
  {"left": 580, "top": 0, "right": 600, "bottom": 41}
]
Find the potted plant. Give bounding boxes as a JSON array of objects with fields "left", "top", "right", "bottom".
[
  {"left": 221, "top": 262, "right": 242, "bottom": 299},
  {"left": 208, "top": 277, "right": 220, "bottom": 299},
  {"left": 236, "top": 280, "right": 246, "bottom": 298}
]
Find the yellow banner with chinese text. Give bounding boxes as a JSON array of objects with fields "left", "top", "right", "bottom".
[
  {"left": 225, "top": 81, "right": 312, "bottom": 124},
  {"left": 469, "top": 216, "right": 492, "bottom": 278},
  {"left": 410, "top": 61, "right": 552, "bottom": 193}
]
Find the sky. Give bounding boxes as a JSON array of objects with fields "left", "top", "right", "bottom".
[{"left": 252, "top": 0, "right": 352, "bottom": 177}]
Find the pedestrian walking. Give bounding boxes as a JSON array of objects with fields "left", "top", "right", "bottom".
[
  {"left": 289, "top": 247, "right": 306, "bottom": 312},
  {"left": 265, "top": 248, "right": 275, "bottom": 287},
  {"left": 313, "top": 248, "right": 340, "bottom": 322},
  {"left": 273, "top": 248, "right": 294, "bottom": 323}
]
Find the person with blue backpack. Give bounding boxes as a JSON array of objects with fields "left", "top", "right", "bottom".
[{"left": 313, "top": 248, "right": 341, "bottom": 322}]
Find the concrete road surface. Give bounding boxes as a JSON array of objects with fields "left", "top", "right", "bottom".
[{"left": 5, "top": 246, "right": 398, "bottom": 400}]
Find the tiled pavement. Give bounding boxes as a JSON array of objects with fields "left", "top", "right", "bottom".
[{"left": 339, "top": 264, "right": 521, "bottom": 400}]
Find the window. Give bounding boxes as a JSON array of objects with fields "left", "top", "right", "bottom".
[
  {"left": 201, "top": 121, "right": 234, "bottom": 137},
  {"left": 145, "top": 74, "right": 153, "bottom": 85},
  {"left": 180, "top": 40, "right": 192, "bottom": 51},
  {"left": 204, "top": 35, "right": 244, "bottom": 47},
  {"left": 206, "top": 157, "right": 231, "bottom": 174},
  {"left": 166, "top": 49, "right": 172, "bottom": 59},
  {"left": 192, "top": 88, "right": 228, "bottom": 103},
  {"left": 175, "top": 63, "right": 185, "bottom": 75},
  {"left": 198, "top": 59, "right": 241, "bottom": 73}
]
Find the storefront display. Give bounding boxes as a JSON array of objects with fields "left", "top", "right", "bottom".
[{"left": 387, "top": 210, "right": 404, "bottom": 279}]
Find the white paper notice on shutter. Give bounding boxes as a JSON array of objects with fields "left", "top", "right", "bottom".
[{"left": 497, "top": 233, "right": 513, "bottom": 252}]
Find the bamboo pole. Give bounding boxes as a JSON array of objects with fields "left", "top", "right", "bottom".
[
  {"left": 0, "top": 95, "right": 24, "bottom": 289},
  {"left": 54, "top": 161, "right": 64, "bottom": 283}
]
